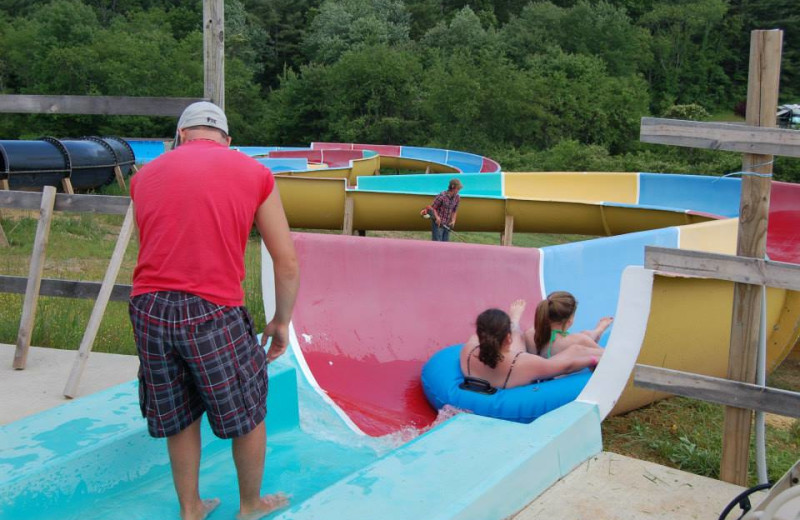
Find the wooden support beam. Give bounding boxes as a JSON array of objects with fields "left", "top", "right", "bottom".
[
  {"left": 0, "top": 216, "right": 8, "bottom": 247},
  {"left": 0, "top": 276, "right": 131, "bottom": 302},
  {"left": 634, "top": 365, "right": 800, "bottom": 419},
  {"left": 61, "top": 178, "right": 74, "bottom": 195},
  {"left": 502, "top": 214, "right": 514, "bottom": 246},
  {"left": 204, "top": 0, "right": 225, "bottom": 109},
  {"left": 721, "top": 29, "right": 783, "bottom": 486},
  {"left": 342, "top": 196, "right": 354, "bottom": 235},
  {"left": 1, "top": 179, "right": 9, "bottom": 190},
  {"left": 113, "top": 166, "right": 127, "bottom": 190},
  {"left": 640, "top": 118, "right": 800, "bottom": 158},
  {"left": 0, "top": 191, "right": 130, "bottom": 215},
  {"left": 64, "top": 203, "right": 135, "bottom": 398},
  {"left": 0, "top": 94, "right": 206, "bottom": 116},
  {"left": 13, "top": 186, "right": 57, "bottom": 370},
  {"left": 644, "top": 246, "right": 800, "bottom": 291}
]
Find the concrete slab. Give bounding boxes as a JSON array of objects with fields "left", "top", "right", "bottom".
[
  {"left": 0, "top": 343, "right": 138, "bottom": 425},
  {"left": 513, "top": 451, "right": 756, "bottom": 520}
]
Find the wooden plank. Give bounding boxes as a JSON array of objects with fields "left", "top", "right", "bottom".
[
  {"left": 721, "top": 29, "right": 783, "bottom": 487},
  {"left": 342, "top": 196, "right": 354, "bottom": 235},
  {"left": 13, "top": 186, "right": 57, "bottom": 369},
  {"left": 0, "top": 191, "right": 130, "bottom": 214},
  {"left": 113, "top": 166, "right": 127, "bottom": 190},
  {"left": 502, "top": 214, "right": 514, "bottom": 246},
  {"left": 1, "top": 179, "right": 9, "bottom": 190},
  {"left": 204, "top": 0, "right": 225, "bottom": 108},
  {"left": 64, "top": 202, "right": 135, "bottom": 398},
  {"left": 0, "top": 276, "right": 131, "bottom": 302},
  {"left": 0, "top": 212, "right": 8, "bottom": 247},
  {"left": 634, "top": 365, "right": 800, "bottom": 419},
  {"left": 61, "top": 178, "right": 74, "bottom": 195},
  {"left": 640, "top": 118, "right": 800, "bottom": 158},
  {"left": 644, "top": 246, "right": 800, "bottom": 291},
  {"left": 0, "top": 95, "right": 207, "bottom": 116}
]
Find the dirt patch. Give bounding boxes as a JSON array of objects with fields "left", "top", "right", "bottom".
[{"left": 764, "top": 413, "right": 796, "bottom": 431}]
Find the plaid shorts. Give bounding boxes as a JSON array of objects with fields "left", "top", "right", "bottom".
[{"left": 129, "top": 291, "right": 267, "bottom": 439}]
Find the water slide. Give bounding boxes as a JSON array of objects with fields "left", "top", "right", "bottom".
[
  {"left": 3, "top": 141, "right": 799, "bottom": 519},
  {"left": 0, "top": 137, "right": 136, "bottom": 190}
]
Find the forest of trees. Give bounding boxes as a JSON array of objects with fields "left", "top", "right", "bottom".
[{"left": 0, "top": 0, "right": 798, "bottom": 179}]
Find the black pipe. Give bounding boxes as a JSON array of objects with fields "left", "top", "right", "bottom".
[{"left": 0, "top": 136, "right": 136, "bottom": 191}]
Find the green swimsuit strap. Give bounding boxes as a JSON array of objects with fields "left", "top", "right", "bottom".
[{"left": 546, "top": 329, "right": 569, "bottom": 359}]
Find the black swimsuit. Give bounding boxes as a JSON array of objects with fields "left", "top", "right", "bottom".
[{"left": 468, "top": 346, "right": 523, "bottom": 389}]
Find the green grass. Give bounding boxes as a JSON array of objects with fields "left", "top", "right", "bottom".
[{"left": 602, "top": 365, "right": 800, "bottom": 487}]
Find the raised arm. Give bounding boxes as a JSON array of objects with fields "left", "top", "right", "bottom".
[
  {"left": 255, "top": 185, "right": 300, "bottom": 362},
  {"left": 514, "top": 345, "right": 600, "bottom": 382}
]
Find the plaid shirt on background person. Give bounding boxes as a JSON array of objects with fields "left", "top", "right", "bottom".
[{"left": 432, "top": 191, "right": 460, "bottom": 226}]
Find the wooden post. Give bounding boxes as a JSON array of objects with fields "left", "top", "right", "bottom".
[
  {"left": 720, "top": 30, "right": 782, "bottom": 486},
  {"left": 0, "top": 180, "right": 8, "bottom": 246},
  {"left": 342, "top": 196, "right": 354, "bottom": 235},
  {"left": 113, "top": 166, "right": 127, "bottom": 190},
  {"left": 61, "top": 178, "right": 74, "bottom": 195},
  {"left": 502, "top": 214, "right": 514, "bottom": 246},
  {"left": 203, "top": 0, "right": 225, "bottom": 109},
  {"left": 0, "top": 216, "right": 8, "bottom": 247},
  {"left": 63, "top": 202, "right": 135, "bottom": 398},
  {"left": 13, "top": 186, "right": 57, "bottom": 369}
]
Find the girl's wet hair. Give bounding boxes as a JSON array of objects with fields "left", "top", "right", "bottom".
[
  {"left": 533, "top": 291, "right": 577, "bottom": 354},
  {"left": 476, "top": 308, "right": 511, "bottom": 369}
]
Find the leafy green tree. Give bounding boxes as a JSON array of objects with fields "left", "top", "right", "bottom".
[
  {"left": 263, "top": 64, "right": 331, "bottom": 145},
  {"left": 420, "top": 6, "right": 502, "bottom": 59},
  {"left": 638, "top": 0, "right": 733, "bottom": 112},
  {"left": 502, "top": 1, "right": 651, "bottom": 77},
  {"left": 242, "top": 0, "right": 319, "bottom": 89},
  {"left": 302, "top": 0, "right": 411, "bottom": 64},
  {"left": 729, "top": 0, "right": 799, "bottom": 101}
]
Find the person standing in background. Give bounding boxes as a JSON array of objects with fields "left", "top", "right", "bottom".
[
  {"left": 129, "top": 101, "right": 299, "bottom": 520},
  {"left": 427, "top": 178, "right": 462, "bottom": 241}
]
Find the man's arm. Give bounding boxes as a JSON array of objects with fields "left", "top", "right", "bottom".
[{"left": 255, "top": 185, "right": 300, "bottom": 361}]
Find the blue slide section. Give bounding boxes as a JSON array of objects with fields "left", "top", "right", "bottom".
[
  {"left": 125, "top": 139, "right": 164, "bottom": 164},
  {"left": 446, "top": 150, "right": 484, "bottom": 173},
  {"left": 541, "top": 226, "right": 679, "bottom": 344},
  {"left": 400, "top": 146, "right": 448, "bottom": 164},
  {"left": 256, "top": 158, "right": 309, "bottom": 173},
  {"left": 357, "top": 173, "right": 503, "bottom": 197},
  {"left": 639, "top": 173, "right": 741, "bottom": 217}
]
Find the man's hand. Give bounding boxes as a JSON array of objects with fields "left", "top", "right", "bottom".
[
  {"left": 261, "top": 320, "right": 290, "bottom": 362},
  {"left": 435, "top": 216, "right": 441, "bottom": 226}
]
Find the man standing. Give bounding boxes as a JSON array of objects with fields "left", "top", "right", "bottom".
[
  {"left": 129, "top": 102, "right": 299, "bottom": 520},
  {"left": 428, "top": 178, "right": 463, "bottom": 242}
]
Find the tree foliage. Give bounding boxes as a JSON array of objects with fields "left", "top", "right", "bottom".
[{"left": 0, "top": 0, "right": 797, "bottom": 180}]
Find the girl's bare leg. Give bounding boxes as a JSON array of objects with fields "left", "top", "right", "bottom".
[{"left": 581, "top": 316, "right": 614, "bottom": 342}]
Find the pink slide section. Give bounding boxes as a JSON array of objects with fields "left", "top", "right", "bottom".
[
  {"left": 291, "top": 233, "right": 543, "bottom": 437},
  {"left": 768, "top": 181, "right": 800, "bottom": 263}
]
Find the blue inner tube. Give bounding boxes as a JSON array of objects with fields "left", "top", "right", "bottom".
[{"left": 421, "top": 344, "right": 593, "bottom": 423}]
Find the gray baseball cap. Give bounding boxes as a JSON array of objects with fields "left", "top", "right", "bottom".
[{"left": 176, "top": 101, "right": 229, "bottom": 134}]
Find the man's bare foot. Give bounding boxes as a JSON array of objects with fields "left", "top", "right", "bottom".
[
  {"left": 182, "top": 498, "right": 220, "bottom": 520},
  {"left": 509, "top": 299, "right": 526, "bottom": 326},
  {"left": 236, "top": 493, "right": 290, "bottom": 520}
]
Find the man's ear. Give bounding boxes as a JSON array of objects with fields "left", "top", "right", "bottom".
[{"left": 225, "top": 135, "right": 232, "bottom": 147}]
